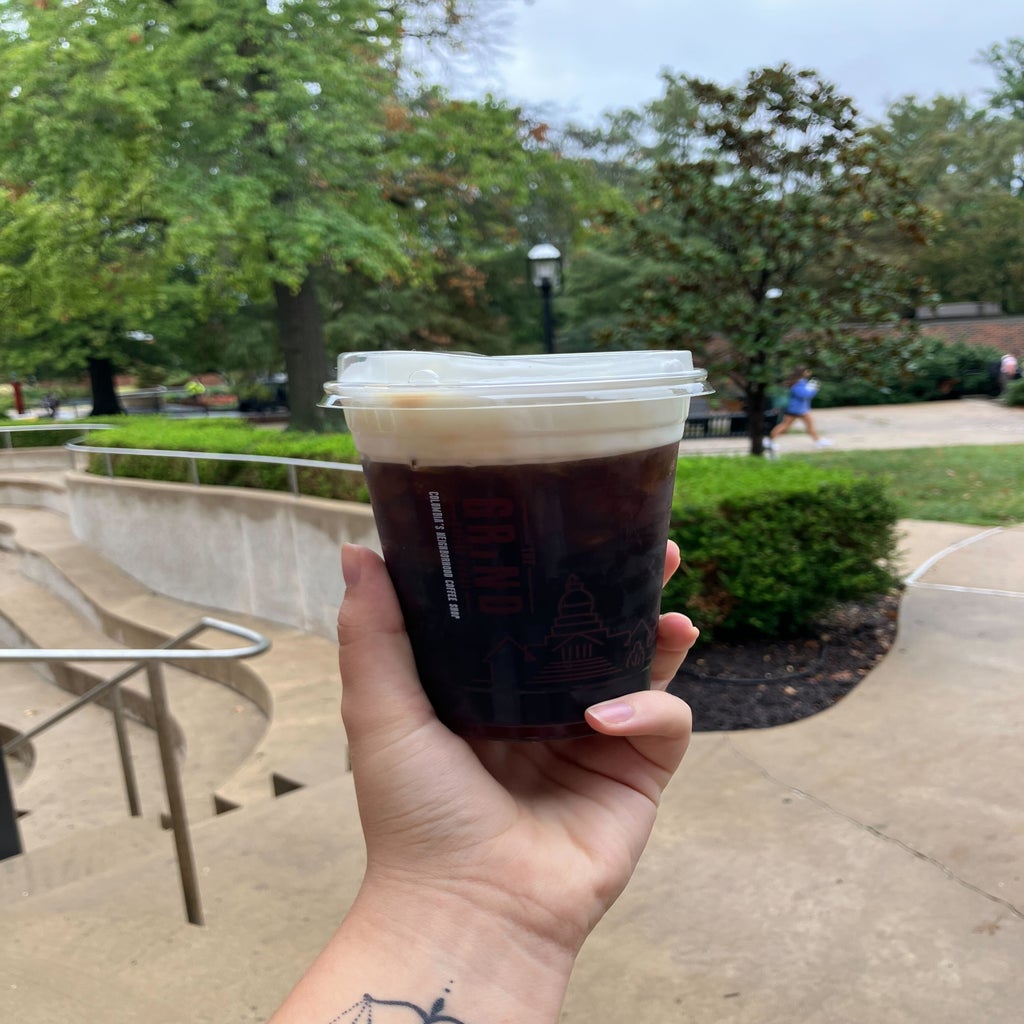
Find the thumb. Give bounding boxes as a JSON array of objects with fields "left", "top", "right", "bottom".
[
  {"left": 585, "top": 689, "right": 693, "bottom": 785},
  {"left": 337, "top": 544, "right": 436, "bottom": 742}
]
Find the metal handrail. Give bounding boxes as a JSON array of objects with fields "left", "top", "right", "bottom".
[
  {"left": 1, "top": 422, "right": 113, "bottom": 469},
  {"left": 1, "top": 616, "right": 269, "bottom": 750},
  {"left": 1, "top": 423, "right": 365, "bottom": 493},
  {"left": 0, "top": 616, "right": 271, "bottom": 926},
  {"left": 1, "top": 422, "right": 112, "bottom": 446},
  {"left": 64, "top": 438, "right": 364, "bottom": 494}
]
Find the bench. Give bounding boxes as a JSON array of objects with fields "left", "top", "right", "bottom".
[{"left": 682, "top": 409, "right": 780, "bottom": 440}]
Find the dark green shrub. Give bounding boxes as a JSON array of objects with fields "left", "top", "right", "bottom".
[
  {"left": 134, "top": 366, "right": 168, "bottom": 389},
  {"left": 86, "top": 418, "right": 367, "bottom": 501},
  {"left": 1004, "top": 378, "right": 1024, "bottom": 407},
  {"left": 814, "top": 337, "right": 1004, "bottom": 407},
  {"left": 664, "top": 457, "right": 900, "bottom": 641},
  {"left": 811, "top": 379, "right": 902, "bottom": 408},
  {"left": 905, "top": 337, "right": 1003, "bottom": 399}
]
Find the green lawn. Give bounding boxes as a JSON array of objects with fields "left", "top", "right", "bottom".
[{"left": 797, "top": 445, "right": 1024, "bottom": 526}]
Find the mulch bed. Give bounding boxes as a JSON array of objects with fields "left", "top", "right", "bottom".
[{"left": 668, "top": 592, "right": 901, "bottom": 731}]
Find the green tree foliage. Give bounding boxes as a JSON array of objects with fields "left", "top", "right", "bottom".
[
  {"left": 213, "top": 93, "right": 615, "bottom": 362},
  {"left": 876, "top": 93, "right": 1024, "bottom": 313},
  {"left": 982, "top": 36, "right": 1024, "bottom": 117},
  {"left": 319, "top": 91, "right": 605, "bottom": 356},
  {"left": 553, "top": 97, "right": 708, "bottom": 352},
  {"left": 616, "top": 66, "right": 933, "bottom": 455},
  {"left": 0, "top": 1, "right": 511, "bottom": 427}
]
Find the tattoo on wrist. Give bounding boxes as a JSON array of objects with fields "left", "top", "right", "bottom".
[{"left": 330, "top": 986, "right": 465, "bottom": 1024}]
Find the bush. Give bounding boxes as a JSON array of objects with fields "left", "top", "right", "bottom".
[
  {"left": 814, "top": 337, "right": 1005, "bottom": 407},
  {"left": 1003, "top": 378, "right": 1024, "bottom": 407},
  {"left": 663, "top": 457, "right": 900, "bottom": 641},
  {"left": 811, "top": 379, "right": 903, "bottom": 409},
  {"left": 86, "top": 418, "right": 367, "bottom": 502}
]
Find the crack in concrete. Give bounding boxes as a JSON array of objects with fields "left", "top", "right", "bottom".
[{"left": 727, "top": 737, "right": 1024, "bottom": 921}]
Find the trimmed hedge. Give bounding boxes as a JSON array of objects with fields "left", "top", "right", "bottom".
[
  {"left": 664, "top": 457, "right": 900, "bottom": 641},
  {"left": 86, "top": 419, "right": 367, "bottom": 502}
]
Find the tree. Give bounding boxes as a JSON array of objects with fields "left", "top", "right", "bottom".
[
  {"left": 875, "top": 74, "right": 1024, "bottom": 314},
  {"left": 617, "top": 66, "right": 932, "bottom": 455},
  {"left": 982, "top": 36, "right": 1024, "bottom": 117},
  {"left": 310, "top": 91, "right": 628, "bottom": 358},
  {"left": 326, "top": 91, "right": 577, "bottom": 354},
  {"left": 0, "top": 1, "right": 510, "bottom": 428},
  {"left": 527, "top": 100, "right": 703, "bottom": 353}
]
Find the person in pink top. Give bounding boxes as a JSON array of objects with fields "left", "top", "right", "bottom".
[{"left": 1000, "top": 353, "right": 1020, "bottom": 394}]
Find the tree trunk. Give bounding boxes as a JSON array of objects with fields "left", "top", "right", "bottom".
[
  {"left": 88, "top": 356, "right": 125, "bottom": 417},
  {"left": 274, "top": 271, "right": 329, "bottom": 432},
  {"left": 746, "top": 382, "right": 769, "bottom": 456}
]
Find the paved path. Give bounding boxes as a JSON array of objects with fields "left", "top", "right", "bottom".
[{"left": 682, "top": 396, "right": 1024, "bottom": 456}]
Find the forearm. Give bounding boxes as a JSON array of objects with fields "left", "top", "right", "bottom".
[{"left": 268, "top": 881, "right": 578, "bottom": 1024}]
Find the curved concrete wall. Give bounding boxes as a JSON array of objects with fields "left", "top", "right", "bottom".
[
  {"left": 0, "top": 447, "right": 73, "bottom": 474},
  {"left": 66, "top": 472, "right": 381, "bottom": 639}
]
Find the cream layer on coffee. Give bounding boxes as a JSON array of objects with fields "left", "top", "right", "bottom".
[{"left": 324, "top": 350, "right": 709, "bottom": 466}]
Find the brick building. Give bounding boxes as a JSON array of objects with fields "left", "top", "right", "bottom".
[{"left": 912, "top": 304, "right": 1024, "bottom": 359}]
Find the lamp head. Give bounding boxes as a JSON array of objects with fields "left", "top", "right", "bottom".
[{"left": 527, "top": 243, "right": 563, "bottom": 290}]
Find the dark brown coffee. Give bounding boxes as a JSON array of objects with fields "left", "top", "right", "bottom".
[{"left": 363, "top": 442, "right": 680, "bottom": 740}]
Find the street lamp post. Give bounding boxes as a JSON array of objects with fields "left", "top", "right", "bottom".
[{"left": 527, "top": 243, "right": 562, "bottom": 354}]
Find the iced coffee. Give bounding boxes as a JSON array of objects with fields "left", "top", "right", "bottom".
[{"left": 321, "top": 350, "right": 711, "bottom": 741}]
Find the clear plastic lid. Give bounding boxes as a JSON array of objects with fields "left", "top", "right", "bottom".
[{"left": 320, "top": 349, "right": 712, "bottom": 409}]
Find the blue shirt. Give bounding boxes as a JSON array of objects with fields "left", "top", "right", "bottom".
[{"left": 786, "top": 378, "right": 818, "bottom": 416}]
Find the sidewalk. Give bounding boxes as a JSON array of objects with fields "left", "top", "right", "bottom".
[{"left": 682, "top": 396, "right": 1024, "bottom": 456}]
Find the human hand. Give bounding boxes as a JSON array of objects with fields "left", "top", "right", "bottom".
[{"left": 335, "top": 541, "right": 697, "bottom": 969}]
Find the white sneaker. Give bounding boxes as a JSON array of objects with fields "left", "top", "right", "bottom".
[
  {"left": 815, "top": 438, "right": 833, "bottom": 448},
  {"left": 763, "top": 438, "right": 778, "bottom": 459}
]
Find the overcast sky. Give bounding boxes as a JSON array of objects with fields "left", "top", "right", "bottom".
[{"left": 467, "top": 0, "right": 1022, "bottom": 125}]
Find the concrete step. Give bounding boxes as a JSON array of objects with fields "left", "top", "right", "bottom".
[
  {"left": 1, "top": 775, "right": 365, "bottom": 1024},
  {"left": 0, "top": 502, "right": 346, "bottom": 810},
  {"left": 1, "top": 660, "right": 171, "bottom": 850},
  {"left": 0, "top": 479, "right": 359, "bottom": 1020},
  {"left": 0, "top": 810, "right": 172, "bottom": 905},
  {"left": 0, "top": 549, "right": 267, "bottom": 826},
  {"left": 1, "top": 948, "right": 185, "bottom": 1024},
  {"left": 0, "top": 466, "right": 70, "bottom": 513},
  {"left": 0, "top": 447, "right": 75, "bottom": 474}
]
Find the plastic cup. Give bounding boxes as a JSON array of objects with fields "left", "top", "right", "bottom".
[{"left": 321, "top": 350, "right": 712, "bottom": 741}]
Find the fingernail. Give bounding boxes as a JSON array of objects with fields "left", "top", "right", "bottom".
[
  {"left": 588, "top": 700, "right": 635, "bottom": 725},
  {"left": 341, "top": 544, "right": 363, "bottom": 588}
]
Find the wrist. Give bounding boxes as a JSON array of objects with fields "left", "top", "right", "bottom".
[{"left": 343, "top": 874, "right": 579, "bottom": 1021}]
